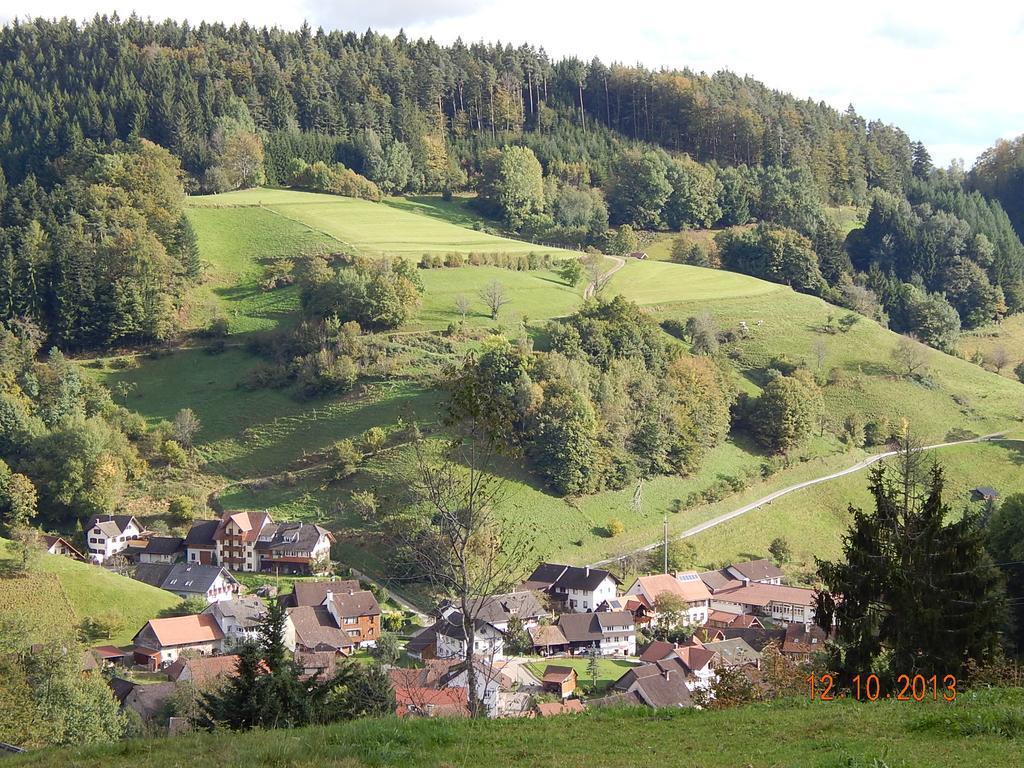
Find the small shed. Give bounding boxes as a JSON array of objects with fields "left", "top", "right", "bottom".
[
  {"left": 541, "top": 664, "right": 578, "bottom": 699},
  {"left": 971, "top": 487, "right": 999, "bottom": 502},
  {"left": 628, "top": 251, "right": 648, "bottom": 260}
]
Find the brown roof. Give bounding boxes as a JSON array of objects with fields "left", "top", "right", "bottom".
[
  {"left": 715, "top": 582, "right": 818, "bottom": 608},
  {"left": 287, "top": 579, "right": 363, "bottom": 607},
  {"left": 536, "top": 699, "right": 585, "bottom": 716},
  {"left": 639, "top": 640, "right": 678, "bottom": 663},
  {"left": 287, "top": 605, "right": 353, "bottom": 652},
  {"left": 214, "top": 510, "right": 271, "bottom": 543},
  {"left": 541, "top": 665, "right": 577, "bottom": 684},
  {"left": 165, "top": 654, "right": 242, "bottom": 684},
  {"left": 296, "top": 650, "right": 338, "bottom": 680},
  {"left": 675, "top": 645, "right": 718, "bottom": 674},
  {"left": 631, "top": 572, "right": 711, "bottom": 604},
  {"left": 782, "top": 623, "right": 830, "bottom": 655},
  {"left": 141, "top": 614, "right": 224, "bottom": 647},
  {"left": 395, "top": 686, "right": 470, "bottom": 717},
  {"left": 698, "top": 568, "right": 744, "bottom": 593},
  {"left": 330, "top": 590, "right": 381, "bottom": 619},
  {"left": 90, "top": 645, "right": 129, "bottom": 660},
  {"left": 529, "top": 624, "right": 568, "bottom": 648},
  {"left": 729, "top": 559, "right": 785, "bottom": 582}
]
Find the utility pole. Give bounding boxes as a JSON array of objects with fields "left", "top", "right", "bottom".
[{"left": 663, "top": 514, "right": 668, "bottom": 574}]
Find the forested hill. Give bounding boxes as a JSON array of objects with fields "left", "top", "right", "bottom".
[
  {"left": 0, "top": 15, "right": 1022, "bottom": 354},
  {"left": 1, "top": 15, "right": 912, "bottom": 198}
]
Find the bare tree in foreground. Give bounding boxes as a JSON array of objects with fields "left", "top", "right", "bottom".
[
  {"left": 584, "top": 254, "right": 613, "bottom": 297},
  {"left": 412, "top": 434, "right": 533, "bottom": 716}
]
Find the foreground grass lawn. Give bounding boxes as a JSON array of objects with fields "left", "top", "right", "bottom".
[
  {"left": 188, "top": 188, "right": 578, "bottom": 258},
  {"left": 15, "top": 688, "right": 1024, "bottom": 768},
  {"left": 0, "top": 540, "right": 179, "bottom": 645}
]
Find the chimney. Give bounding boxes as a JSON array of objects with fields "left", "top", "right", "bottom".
[{"left": 662, "top": 668, "right": 671, "bottom": 681}]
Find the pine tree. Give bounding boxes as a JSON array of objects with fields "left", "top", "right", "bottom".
[{"left": 816, "top": 430, "right": 1007, "bottom": 683}]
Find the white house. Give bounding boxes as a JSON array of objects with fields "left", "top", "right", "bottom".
[
  {"left": 84, "top": 515, "right": 143, "bottom": 563},
  {"left": 557, "top": 611, "right": 636, "bottom": 656},
  {"left": 625, "top": 572, "right": 712, "bottom": 627},
  {"left": 437, "top": 659, "right": 515, "bottom": 718},
  {"left": 434, "top": 609, "right": 505, "bottom": 661},
  {"left": 202, "top": 595, "right": 267, "bottom": 648},
  {"left": 522, "top": 563, "right": 619, "bottom": 613},
  {"left": 459, "top": 592, "right": 549, "bottom": 633},
  {"left": 133, "top": 562, "right": 239, "bottom": 604}
]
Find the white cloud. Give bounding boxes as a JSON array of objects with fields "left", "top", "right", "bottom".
[{"left": 3, "top": 0, "right": 1022, "bottom": 166}]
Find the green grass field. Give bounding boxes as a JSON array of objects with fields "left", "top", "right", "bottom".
[
  {"left": 16, "top": 688, "right": 1024, "bottom": 768},
  {"left": 688, "top": 439, "right": 1024, "bottom": 582},
  {"left": 525, "top": 657, "right": 638, "bottom": 694},
  {"left": 187, "top": 188, "right": 578, "bottom": 258},
  {"left": 960, "top": 314, "right": 1024, "bottom": 380},
  {"left": 0, "top": 540, "right": 180, "bottom": 645}
]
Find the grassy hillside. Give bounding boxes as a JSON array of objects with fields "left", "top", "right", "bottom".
[
  {"left": 0, "top": 540, "right": 181, "bottom": 645},
  {"left": 688, "top": 439, "right": 1024, "bottom": 581},
  {"left": 960, "top": 314, "right": 1024, "bottom": 380},
  {"left": 187, "top": 188, "right": 578, "bottom": 258},
  {"left": 78, "top": 195, "right": 1024, "bottom": 595},
  {"left": 14, "top": 688, "right": 1024, "bottom": 768}
]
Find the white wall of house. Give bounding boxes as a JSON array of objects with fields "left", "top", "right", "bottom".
[
  {"left": 436, "top": 625, "right": 505, "bottom": 661},
  {"left": 156, "top": 641, "right": 221, "bottom": 666},
  {"left": 87, "top": 520, "right": 141, "bottom": 563},
  {"left": 565, "top": 577, "right": 617, "bottom": 613},
  {"left": 685, "top": 665, "right": 716, "bottom": 692},
  {"left": 139, "top": 552, "right": 179, "bottom": 564}
]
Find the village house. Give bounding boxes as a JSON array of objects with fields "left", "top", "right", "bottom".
[
  {"left": 134, "top": 562, "right": 240, "bottom": 604},
  {"left": 433, "top": 609, "right": 505, "bottom": 660},
  {"left": 701, "top": 637, "right": 762, "bottom": 669},
  {"left": 435, "top": 658, "right": 515, "bottom": 718},
  {"left": 184, "top": 513, "right": 334, "bottom": 574},
  {"left": 132, "top": 614, "right": 225, "bottom": 668},
  {"left": 133, "top": 536, "right": 184, "bottom": 564},
  {"left": 202, "top": 595, "right": 266, "bottom": 648},
  {"left": 607, "top": 657, "right": 694, "bottom": 708},
  {"left": 389, "top": 658, "right": 513, "bottom": 718},
  {"left": 707, "top": 609, "right": 764, "bottom": 630},
  {"left": 556, "top": 610, "right": 636, "bottom": 656},
  {"left": 256, "top": 521, "right": 335, "bottom": 575},
  {"left": 541, "top": 665, "right": 578, "bottom": 699},
  {"left": 183, "top": 519, "right": 218, "bottom": 565},
  {"left": 521, "top": 563, "right": 619, "bottom": 613},
  {"left": 42, "top": 534, "right": 86, "bottom": 561},
  {"left": 115, "top": 680, "right": 178, "bottom": 727},
  {"left": 165, "top": 654, "right": 245, "bottom": 686},
  {"left": 84, "top": 514, "right": 144, "bottom": 564},
  {"left": 781, "top": 622, "right": 831, "bottom": 661},
  {"left": 699, "top": 561, "right": 817, "bottom": 624},
  {"left": 456, "top": 591, "right": 549, "bottom": 632},
  {"left": 625, "top": 571, "right": 712, "bottom": 627},
  {"left": 284, "top": 582, "right": 381, "bottom": 654},
  {"left": 405, "top": 625, "right": 438, "bottom": 661},
  {"left": 637, "top": 640, "right": 718, "bottom": 692}
]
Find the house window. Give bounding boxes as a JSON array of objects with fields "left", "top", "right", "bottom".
[{"left": 343, "top": 617, "right": 357, "bottom": 625}]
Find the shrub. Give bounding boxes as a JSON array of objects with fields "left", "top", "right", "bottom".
[
  {"left": 607, "top": 519, "right": 625, "bottom": 537},
  {"left": 168, "top": 496, "right": 195, "bottom": 525},
  {"left": 161, "top": 440, "right": 189, "bottom": 467}
]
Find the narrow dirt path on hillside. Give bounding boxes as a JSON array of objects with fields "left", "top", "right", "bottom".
[
  {"left": 584, "top": 254, "right": 626, "bottom": 299},
  {"left": 588, "top": 432, "right": 1012, "bottom": 568}
]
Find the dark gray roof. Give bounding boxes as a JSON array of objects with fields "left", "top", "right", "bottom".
[
  {"left": 133, "top": 563, "right": 173, "bottom": 588},
  {"left": 406, "top": 626, "right": 437, "bottom": 654},
  {"left": 108, "top": 677, "right": 136, "bottom": 704},
  {"left": 595, "top": 611, "right": 633, "bottom": 631},
  {"left": 464, "top": 592, "right": 546, "bottom": 625},
  {"left": 698, "top": 568, "right": 741, "bottom": 592},
  {"left": 434, "top": 611, "right": 497, "bottom": 641},
  {"left": 160, "top": 563, "right": 235, "bottom": 595},
  {"left": 721, "top": 627, "right": 786, "bottom": 652},
  {"left": 141, "top": 536, "right": 184, "bottom": 556},
  {"left": 611, "top": 657, "right": 693, "bottom": 708},
  {"left": 555, "top": 613, "right": 603, "bottom": 643},
  {"left": 701, "top": 637, "right": 760, "bottom": 667},
  {"left": 202, "top": 596, "right": 266, "bottom": 628},
  {"left": 255, "top": 521, "right": 332, "bottom": 553},
  {"left": 524, "top": 562, "right": 619, "bottom": 592},
  {"left": 287, "top": 605, "right": 352, "bottom": 651},
  {"left": 729, "top": 559, "right": 784, "bottom": 582},
  {"left": 85, "top": 514, "right": 139, "bottom": 538},
  {"left": 183, "top": 519, "right": 218, "bottom": 548}
]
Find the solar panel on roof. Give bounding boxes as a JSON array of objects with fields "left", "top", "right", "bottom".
[{"left": 679, "top": 573, "right": 698, "bottom": 581}]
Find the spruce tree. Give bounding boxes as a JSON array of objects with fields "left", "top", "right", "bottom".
[{"left": 816, "top": 431, "right": 1006, "bottom": 683}]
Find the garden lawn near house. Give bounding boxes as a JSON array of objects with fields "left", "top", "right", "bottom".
[{"left": 525, "top": 657, "right": 639, "bottom": 694}]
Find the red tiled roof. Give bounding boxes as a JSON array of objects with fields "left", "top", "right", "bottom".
[
  {"left": 395, "top": 686, "right": 470, "bottom": 717},
  {"left": 537, "top": 699, "right": 585, "bottom": 716},
  {"left": 715, "top": 582, "right": 818, "bottom": 608},
  {"left": 141, "top": 614, "right": 224, "bottom": 647},
  {"left": 165, "top": 654, "right": 244, "bottom": 684}
]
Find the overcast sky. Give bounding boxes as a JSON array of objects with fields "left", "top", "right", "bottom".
[{"left": 3, "top": 1, "right": 1022, "bottom": 167}]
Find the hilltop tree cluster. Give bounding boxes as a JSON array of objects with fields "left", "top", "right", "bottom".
[{"left": 446, "top": 297, "right": 733, "bottom": 495}]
